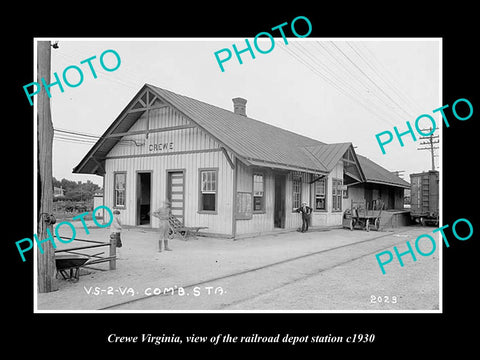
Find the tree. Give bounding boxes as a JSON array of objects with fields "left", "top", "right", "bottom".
[{"left": 52, "top": 177, "right": 101, "bottom": 202}]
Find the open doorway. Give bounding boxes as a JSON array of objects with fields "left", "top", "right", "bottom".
[
  {"left": 136, "top": 172, "right": 151, "bottom": 225},
  {"left": 274, "top": 173, "right": 286, "bottom": 228}
]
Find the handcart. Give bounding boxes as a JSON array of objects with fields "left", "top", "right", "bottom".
[
  {"left": 168, "top": 214, "right": 208, "bottom": 240},
  {"left": 343, "top": 200, "right": 383, "bottom": 231}
]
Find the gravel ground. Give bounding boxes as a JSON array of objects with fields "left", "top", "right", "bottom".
[{"left": 36, "top": 222, "right": 440, "bottom": 312}]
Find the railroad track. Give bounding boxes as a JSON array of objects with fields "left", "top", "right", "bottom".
[{"left": 100, "top": 228, "right": 416, "bottom": 310}]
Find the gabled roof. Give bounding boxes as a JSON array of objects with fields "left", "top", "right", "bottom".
[
  {"left": 303, "top": 143, "right": 352, "bottom": 172},
  {"left": 73, "top": 84, "right": 408, "bottom": 189},
  {"left": 146, "top": 84, "right": 327, "bottom": 173},
  {"left": 302, "top": 142, "right": 366, "bottom": 182},
  {"left": 72, "top": 86, "right": 153, "bottom": 174},
  {"left": 357, "top": 155, "right": 410, "bottom": 189}
]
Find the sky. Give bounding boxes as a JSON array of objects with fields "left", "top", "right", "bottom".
[{"left": 39, "top": 38, "right": 441, "bottom": 187}]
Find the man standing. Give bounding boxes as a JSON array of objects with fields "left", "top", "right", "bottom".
[
  {"left": 110, "top": 209, "right": 123, "bottom": 258},
  {"left": 295, "top": 201, "right": 313, "bottom": 232},
  {"left": 152, "top": 200, "right": 173, "bottom": 252}
]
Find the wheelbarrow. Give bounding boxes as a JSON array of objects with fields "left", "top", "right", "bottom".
[{"left": 55, "top": 254, "right": 90, "bottom": 282}]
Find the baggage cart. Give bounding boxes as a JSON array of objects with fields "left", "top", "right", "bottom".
[{"left": 343, "top": 199, "right": 383, "bottom": 231}]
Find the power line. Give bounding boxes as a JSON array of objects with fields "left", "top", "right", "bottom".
[
  {"left": 345, "top": 42, "right": 422, "bottom": 117},
  {"left": 295, "top": 42, "right": 399, "bottom": 125},
  {"left": 312, "top": 41, "right": 404, "bottom": 124},
  {"left": 353, "top": 42, "right": 426, "bottom": 115},
  {"left": 55, "top": 128, "right": 101, "bottom": 139},
  {"left": 329, "top": 42, "right": 416, "bottom": 120},
  {"left": 285, "top": 40, "right": 433, "bottom": 129},
  {"left": 53, "top": 127, "right": 139, "bottom": 147},
  {"left": 315, "top": 42, "right": 372, "bottom": 94},
  {"left": 53, "top": 134, "right": 97, "bottom": 144},
  {"left": 53, "top": 127, "right": 100, "bottom": 145},
  {"left": 279, "top": 42, "right": 350, "bottom": 97},
  {"left": 281, "top": 41, "right": 404, "bottom": 126},
  {"left": 279, "top": 43, "right": 390, "bottom": 123}
]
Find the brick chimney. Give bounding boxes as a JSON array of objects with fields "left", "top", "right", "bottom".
[{"left": 232, "top": 97, "right": 247, "bottom": 116}]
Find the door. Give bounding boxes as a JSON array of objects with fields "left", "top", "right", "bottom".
[
  {"left": 274, "top": 174, "right": 286, "bottom": 228},
  {"left": 167, "top": 171, "right": 185, "bottom": 225},
  {"left": 365, "top": 185, "right": 373, "bottom": 209},
  {"left": 388, "top": 189, "right": 395, "bottom": 210},
  {"left": 136, "top": 172, "right": 151, "bottom": 225}
]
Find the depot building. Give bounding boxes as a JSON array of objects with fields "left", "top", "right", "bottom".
[{"left": 73, "top": 84, "right": 409, "bottom": 238}]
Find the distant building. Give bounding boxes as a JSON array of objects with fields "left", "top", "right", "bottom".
[
  {"left": 53, "top": 186, "right": 64, "bottom": 198},
  {"left": 93, "top": 190, "right": 104, "bottom": 219},
  {"left": 73, "top": 84, "right": 409, "bottom": 238}
]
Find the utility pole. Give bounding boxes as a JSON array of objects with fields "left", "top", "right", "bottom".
[
  {"left": 37, "top": 41, "right": 57, "bottom": 293},
  {"left": 417, "top": 127, "right": 439, "bottom": 171}
]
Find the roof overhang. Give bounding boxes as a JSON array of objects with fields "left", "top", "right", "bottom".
[
  {"left": 73, "top": 84, "right": 153, "bottom": 175},
  {"left": 243, "top": 158, "right": 328, "bottom": 175},
  {"left": 73, "top": 84, "right": 249, "bottom": 175},
  {"left": 365, "top": 180, "right": 410, "bottom": 189}
]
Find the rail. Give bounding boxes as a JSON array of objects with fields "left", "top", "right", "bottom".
[{"left": 99, "top": 227, "right": 412, "bottom": 310}]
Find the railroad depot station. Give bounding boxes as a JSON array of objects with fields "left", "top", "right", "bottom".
[{"left": 73, "top": 84, "right": 409, "bottom": 238}]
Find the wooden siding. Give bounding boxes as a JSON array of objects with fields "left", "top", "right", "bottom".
[
  {"left": 348, "top": 183, "right": 405, "bottom": 210},
  {"left": 108, "top": 107, "right": 218, "bottom": 158},
  {"left": 283, "top": 171, "right": 312, "bottom": 230},
  {"left": 346, "top": 186, "right": 365, "bottom": 206},
  {"left": 330, "top": 160, "right": 345, "bottom": 225},
  {"left": 310, "top": 160, "right": 344, "bottom": 227},
  {"left": 235, "top": 165, "right": 316, "bottom": 234},
  {"left": 103, "top": 106, "right": 234, "bottom": 236},
  {"left": 235, "top": 162, "right": 275, "bottom": 235},
  {"left": 235, "top": 161, "right": 348, "bottom": 234},
  {"left": 104, "top": 151, "right": 234, "bottom": 235},
  {"left": 102, "top": 103, "right": 348, "bottom": 237}
]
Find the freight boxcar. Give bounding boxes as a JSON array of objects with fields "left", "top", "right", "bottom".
[{"left": 410, "top": 170, "right": 439, "bottom": 226}]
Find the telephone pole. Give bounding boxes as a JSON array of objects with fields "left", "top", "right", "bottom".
[
  {"left": 37, "top": 41, "right": 57, "bottom": 293},
  {"left": 417, "top": 127, "right": 439, "bottom": 171}
]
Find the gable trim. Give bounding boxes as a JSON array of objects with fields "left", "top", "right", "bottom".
[
  {"left": 105, "top": 124, "right": 196, "bottom": 138},
  {"left": 343, "top": 145, "right": 366, "bottom": 183},
  {"left": 105, "top": 147, "right": 223, "bottom": 160},
  {"left": 73, "top": 84, "right": 248, "bottom": 174}
]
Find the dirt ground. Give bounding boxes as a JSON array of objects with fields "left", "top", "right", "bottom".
[{"left": 36, "top": 222, "right": 440, "bottom": 312}]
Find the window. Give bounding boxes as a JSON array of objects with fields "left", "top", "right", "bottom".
[
  {"left": 114, "top": 172, "right": 126, "bottom": 208},
  {"left": 314, "top": 178, "right": 326, "bottom": 210},
  {"left": 200, "top": 169, "right": 217, "bottom": 212},
  {"left": 332, "top": 179, "right": 342, "bottom": 211},
  {"left": 253, "top": 173, "right": 265, "bottom": 212},
  {"left": 292, "top": 174, "right": 302, "bottom": 210}
]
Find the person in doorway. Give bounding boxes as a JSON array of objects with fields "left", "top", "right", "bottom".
[
  {"left": 295, "top": 201, "right": 313, "bottom": 232},
  {"left": 110, "top": 210, "right": 123, "bottom": 259},
  {"left": 152, "top": 200, "right": 173, "bottom": 252}
]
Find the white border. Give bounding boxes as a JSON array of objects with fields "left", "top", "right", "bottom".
[{"left": 32, "top": 37, "right": 443, "bottom": 314}]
